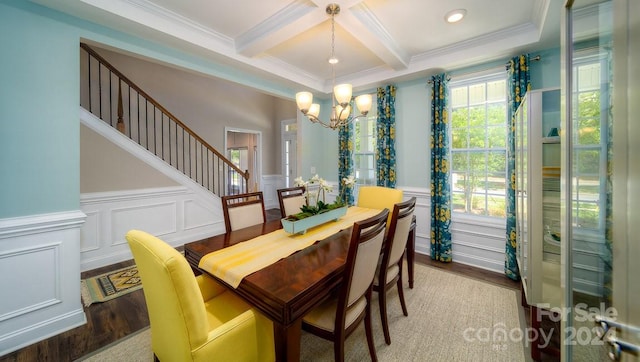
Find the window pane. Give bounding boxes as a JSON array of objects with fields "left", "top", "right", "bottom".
[
  {"left": 487, "top": 103, "right": 506, "bottom": 126},
  {"left": 487, "top": 80, "right": 506, "bottom": 101},
  {"left": 452, "top": 172, "right": 466, "bottom": 192},
  {"left": 487, "top": 126, "right": 506, "bottom": 148},
  {"left": 451, "top": 108, "right": 468, "bottom": 128},
  {"left": 468, "top": 106, "right": 485, "bottom": 127},
  {"left": 450, "top": 87, "right": 468, "bottom": 108},
  {"left": 574, "top": 149, "right": 600, "bottom": 174},
  {"left": 469, "top": 83, "right": 486, "bottom": 105},
  {"left": 353, "top": 104, "right": 377, "bottom": 186},
  {"left": 451, "top": 152, "right": 468, "bottom": 171},
  {"left": 487, "top": 150, "right": 506, "bottom": 173},
  {"left": 577, "top": 118, "right": 601, "bottom": 144},
  {"left": 449, "top": 73, "right": 507, "bottom": 218},
  {"left": 452, "top": 192, "right": 466, "bottom": 212},
  {"left": 468, "top": 128, "right": 486, "bottom": 148},
  {"left": 451, "top": 128, "right": 468, "bottom": 149}
]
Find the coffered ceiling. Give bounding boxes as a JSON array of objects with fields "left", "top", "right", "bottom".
[{"left": 32, "top": 0, "right": 561, "bottom": 94}]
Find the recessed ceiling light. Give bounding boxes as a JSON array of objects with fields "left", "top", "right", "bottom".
[{"left": 445, "top": 9, "right": 466, "bottom": 23}]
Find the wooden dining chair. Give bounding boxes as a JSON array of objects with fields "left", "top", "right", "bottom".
[
  {"left": 221, "top": 191, "right": 266, "bottom": 233},
  {"left": 276, "top": 186, "right": 306, "bottom": 218},
  {"left": 373, "top": 197, "right": 416, "bottom": 345},
  {"left": 302, "top": 208, "right": 389, "bottom": 362}
]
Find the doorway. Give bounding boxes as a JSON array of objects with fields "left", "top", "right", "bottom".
[
  {"left": 225, "top": 128, "right": 261, "bottom": 193},
  {"left": 281, "top": 119, "right": 298, "bottom": 187}
]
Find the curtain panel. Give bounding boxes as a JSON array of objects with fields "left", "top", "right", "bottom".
[
  {"left": 376, "top": 85, "right": 397, "bottom": 188},
  {"left": 338, "top": 121, "right": 355, "bottom": 205},
  {"left": 505, "top": 54, "right": 531, "bottom": 280},
  {"left": 429, "top": 74, "right": 452, "bottom": 262}
]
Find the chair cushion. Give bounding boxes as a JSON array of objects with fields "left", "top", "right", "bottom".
[
  {"left": 302, "top": 295, "right": 367, "bottom": 333},
  {"left": 204, "top": 289, "right": 252, "bottom": 329},
  {"left": 373, "top": 264, "right": 399, "bottom": 287}
]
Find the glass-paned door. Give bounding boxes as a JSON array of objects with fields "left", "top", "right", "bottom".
[{"left": 562, "top": 0, "right": 640, "bottom": 360}]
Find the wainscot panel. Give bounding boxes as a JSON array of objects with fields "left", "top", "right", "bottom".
[{"left": 0, "top": 211, "right": 86, "bottom": 356}]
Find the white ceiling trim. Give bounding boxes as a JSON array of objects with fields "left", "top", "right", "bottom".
[
  {"left": 235, "top": 0, "right": 321, "bottom": 57},
  {"left": 82, "top": 0, "right": 234, "bottom": 49},
  {"left": 340, "top": 3, "right": 409, "bottom": 70}
]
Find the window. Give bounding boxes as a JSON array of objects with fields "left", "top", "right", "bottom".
[
  {"left": 449, "top": 73, "right": 508, "bottom": 217},
  {"left": 353, "top": 97, "right": 378, "bottom": 187},
  {"left": 572, "top": 50, "right": 609, "bottom": 233}
]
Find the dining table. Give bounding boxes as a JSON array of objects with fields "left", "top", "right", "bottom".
[{"left": 184, "top": 207, "right": 416, "bottom": 361}]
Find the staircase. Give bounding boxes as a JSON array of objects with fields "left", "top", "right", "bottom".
[{"left": 79, "top": 43, "right": 249, "bottom": 197}]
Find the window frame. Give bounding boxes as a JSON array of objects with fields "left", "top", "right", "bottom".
[
  {"left": 352, "top": 95, "right": 378, "bottom": 195},
  {"left": 448, "top": 70, "right": 508, "bottom": 219}
]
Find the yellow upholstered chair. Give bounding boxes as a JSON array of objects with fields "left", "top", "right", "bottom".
[
  {"left": 302, "top": 209, "right": 389, "bottom": 362},
  {"left": 373, "top": 197, "right": 416, "bottom": 345},
  {"left": 276, "top": 186, "right": 306, "bottom": 218},
  {"left": 125, "top": 230, "right": 275, "bottom": 362},
  {"left": 357, "top": 186, "right": 403, "bottom": 225}
]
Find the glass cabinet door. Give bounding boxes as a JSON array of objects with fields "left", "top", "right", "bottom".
[{"left": 561, "top": 0, "right": 640, "bottom": 360}]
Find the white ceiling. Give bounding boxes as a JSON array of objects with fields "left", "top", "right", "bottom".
[{"left": 33, "top": 0, "right": 561, "bottom": 94}]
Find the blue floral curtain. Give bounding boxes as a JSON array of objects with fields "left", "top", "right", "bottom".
[
  {"left": 338, "top": 121, "right": 354, "bottom": 205},
  {"left": 430, "top": 74, "right": 452, "bottom": 262},
  {"left": 376, "top": 85, "right": 397, "bottom": 188},
  {"left": 505, "top": 54, "right": 531, "bottom": 280}
]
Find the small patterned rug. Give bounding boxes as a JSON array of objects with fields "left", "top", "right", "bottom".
[{"left": 81, "top": 265, "right": 142, "bottom": 307}]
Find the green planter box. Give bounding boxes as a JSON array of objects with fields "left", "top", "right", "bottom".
[{"left": 281, "top": 206, "right": 347, "bottom": 235}]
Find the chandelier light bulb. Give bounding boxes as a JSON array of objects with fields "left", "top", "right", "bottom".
[
  {"left": 295, "top": 91, "right": 313, "bottom": 112},
  {"left": 334, "top": 84, "right": 352, "bottom": 105},
  {"left": 308, "top": 103, "right": 320, "bottom": 118},
  {"left": 355, "top": 94, "right": 372, "bottom": 115}
]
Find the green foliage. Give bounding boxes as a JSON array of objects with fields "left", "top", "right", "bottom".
[{"left": 285, "top": 200, "right": 345, "bottom": 221}]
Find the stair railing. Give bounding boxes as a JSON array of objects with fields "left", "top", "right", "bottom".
[{"left": 80, "top": 43, "right": 249, "bottom": 197}]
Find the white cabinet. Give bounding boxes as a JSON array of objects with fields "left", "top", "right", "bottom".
[{"left": 515, "top": 88, "right": 561, "bottom": 308}]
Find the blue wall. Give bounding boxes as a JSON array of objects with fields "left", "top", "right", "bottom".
[{"left": 0, "top": 1, "right": 80, "bottom": 218}]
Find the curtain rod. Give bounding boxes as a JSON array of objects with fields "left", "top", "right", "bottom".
[
  {"left": 427, "top": 55, "right": 542, "bottom": 84},
  {"left": 505, "top": 55, "right": 541, "bottom": 70}
]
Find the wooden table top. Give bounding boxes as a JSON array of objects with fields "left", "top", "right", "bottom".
[{"left": 184, "top": 219, "right": 353, "bottom": 325}]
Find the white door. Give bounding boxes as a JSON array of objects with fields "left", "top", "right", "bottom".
[
  {"left": 281, "top": 119, "right": 298, "bottom": 187},
  {"left": 561, "top": 0, "right": 640, "bottom": 360}
]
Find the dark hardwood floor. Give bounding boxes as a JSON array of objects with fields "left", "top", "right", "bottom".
[{"left": 1, "top": 209, "right": 521, "bottom": 361}]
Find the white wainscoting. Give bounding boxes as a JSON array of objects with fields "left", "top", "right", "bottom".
[
  {"left": 327, "top": 185, "right": 508, "bottom": 274},
  {"left": 0, "top": 211, "right": 87, "bottom": 356},
  {"left": 80, "top": 186, "right": 224, "bottom": 271}
]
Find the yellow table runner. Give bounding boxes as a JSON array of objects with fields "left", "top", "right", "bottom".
[{"left": 199, "top": 206, "right": 381, "bottom": 288}]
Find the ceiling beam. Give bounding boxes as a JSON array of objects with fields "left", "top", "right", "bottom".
[
  {"left": 336, "top": 3, "right": 410, "bottom": 70},
  {"left": 236, "top": 0, "right": 325, "bottom": 57}
]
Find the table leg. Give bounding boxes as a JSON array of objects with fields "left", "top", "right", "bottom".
[{"left": 273, "top": 319, "right": 302, "bottom": 362}]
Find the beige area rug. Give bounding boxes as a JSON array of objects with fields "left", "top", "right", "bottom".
[{"left": 78, "top": 264, "right": 525, "bottom": 361}]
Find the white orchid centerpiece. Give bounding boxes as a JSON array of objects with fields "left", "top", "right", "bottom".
[{"left": 286, "top": 174, "right": 356, "bottom": 221}]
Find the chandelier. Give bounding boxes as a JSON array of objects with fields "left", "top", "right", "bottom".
[{"left": 295, "top": 3, "right": 372, "bottom": 130}]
